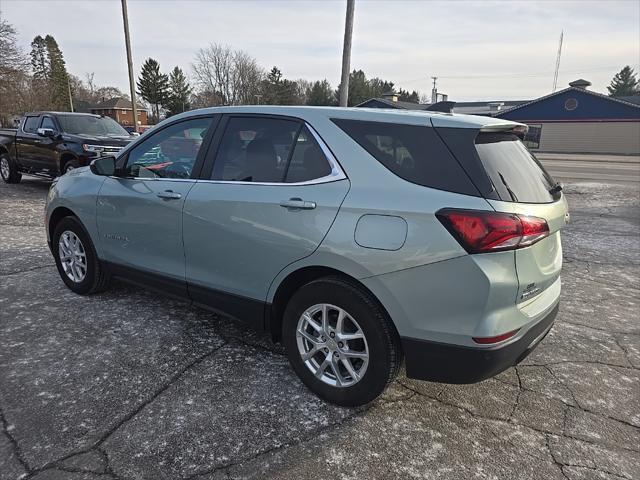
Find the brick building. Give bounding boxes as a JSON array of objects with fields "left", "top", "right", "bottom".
[{"left": 91, "top": 98, "right": 148, "bottom": 129}]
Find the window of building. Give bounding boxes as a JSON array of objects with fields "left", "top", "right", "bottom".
[
  {"left": 564, "top": 98, "right": 578, "bottom": 111},
  {"left": 523, "top": 124, "right": 542, "bottom": 149}
]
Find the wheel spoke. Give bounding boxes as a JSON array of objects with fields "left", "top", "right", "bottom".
[
  {"left": 338, "top": 332, "right": 364, "bottom": 341},
  {"left": 304, "top": 313, "right": 322, "bottom": 333},
  {"left": 315, "top": 354, "right": 331, "bottom": 379},
  {"left": 335, "top": 309, "right": 346, "bottom": 335},
  {"left": 342, "top": 350, "right": 367, "bottom": 360},
  {"left": 330, "top": 356, "right": 344, "bottom": 387},
  {"left": 297, "top": 328, "right": 321, "bottom": 346},
  {"left": 341, "top": 357, "right": 359, "bottom": 381},
  {"left": 321, "top": 304, "right": 329, "bottom": 333}
]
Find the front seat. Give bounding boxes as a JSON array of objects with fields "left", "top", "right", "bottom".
[{"left": 246, "top": 138, "right": 280, "bottom": 182}]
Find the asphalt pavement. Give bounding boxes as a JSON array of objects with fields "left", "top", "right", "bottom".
[{"left": 1, "top": 168, "right": 639, "bottom": 480}]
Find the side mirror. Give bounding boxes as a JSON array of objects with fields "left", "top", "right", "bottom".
[
  {"left": 90, "top": 155, "right": 116, "bottom": 176},
  {"left": 130, "top": 132, "right": 140, "bottom": 137},
  {"left": 37, "top": 127, "right": 56, "bottom": 138}
]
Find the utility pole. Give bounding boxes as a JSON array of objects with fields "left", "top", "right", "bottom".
[
  {"left": 67, "top": 77, "right": 74, "bottom": 112},
  {"left": 552, "top": 30, "right": 564, "bottom": 92},
  {"left": 121, "top": 0, "right": 139, "bottom": 131},
  {"left": 339, "top": 0, "right": 355, "bottom": 107}
]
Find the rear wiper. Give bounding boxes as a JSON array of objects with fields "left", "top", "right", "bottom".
[{"left": 548, "top": 182, "right": 563, "bottom": 195}]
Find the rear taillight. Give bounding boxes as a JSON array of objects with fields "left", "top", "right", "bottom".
[{"left": 436, "top": 208, "right": 549, "bottom": 254}]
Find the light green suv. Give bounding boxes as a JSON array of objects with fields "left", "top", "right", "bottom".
[{"left": 45, "top": 106, "right": 568, "bottom": 406}]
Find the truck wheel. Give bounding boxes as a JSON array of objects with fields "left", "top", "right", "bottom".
[
  {"left": 0, "top": 153, "right": 22, "bottom": 184},
  {"left": 62, "top": 159, "right": 80, "bottom": 175},
  {"left": 282, "top": 277, "right": 402, "bottom": 407}
]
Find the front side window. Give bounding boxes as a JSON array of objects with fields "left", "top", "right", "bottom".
[
  {"left": 211, "top": 117, "right": 333, "bottom": 183},
  {"left": 23, "top": 116, "right": 40, "bottom": 133},
  {"left": 124, "top": 117, "right": 213, "bottom": 179},
  {"left": 41, "top": 116, "right": 56, "bottom": 131}
]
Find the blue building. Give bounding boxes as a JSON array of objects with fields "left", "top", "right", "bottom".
[{"left": 494, "top": 80, "right": 640, "bottom": 154}]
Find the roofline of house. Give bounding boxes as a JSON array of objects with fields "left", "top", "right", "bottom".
[{"left": 495, "top": 86, "right": 640, "bottom": 117}]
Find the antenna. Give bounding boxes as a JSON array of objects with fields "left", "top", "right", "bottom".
[
  {"left": 431, "top": 76, "right": 438, "bottom": 103},
  {"left": 552, "top": 30, "right": 564, "bottom": 92}
]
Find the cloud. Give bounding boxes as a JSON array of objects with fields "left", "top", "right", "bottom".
[{"left": 2, "top": 0, "right": 638, "bottom": 101}]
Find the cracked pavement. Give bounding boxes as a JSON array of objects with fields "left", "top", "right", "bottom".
[{"left": 1, "top": 178, "right": 638, "bottom": 480}]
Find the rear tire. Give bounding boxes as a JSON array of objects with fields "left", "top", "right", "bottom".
[
  {"left": 52, "top": 216, "right": 110, "bottom": 294},
  {"left": 283, "top": 276, "right": 402, "bottom": 407},
  {"left": 0, "top": 153, "right": 22, "bottom": 183}
]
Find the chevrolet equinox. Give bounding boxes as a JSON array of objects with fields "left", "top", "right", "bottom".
[{"left": 45, "top": 106, "right": 567, "bottom": 406}]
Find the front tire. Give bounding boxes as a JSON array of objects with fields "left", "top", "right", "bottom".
[
  {"left": 52, "top": 216, "right": 110, "bottom": 294},
  {"left": 0, "top": 153, "right": 22, "bottom": 183},
  {"left": 283, "top": 277, "right": 402, "bottom": 407},
  {"left": 62, "top": 158, "right": 80, "bottom": 175}
]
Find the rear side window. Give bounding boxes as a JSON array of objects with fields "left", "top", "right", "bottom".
[
  {"left": 211, "top": 117, "right": 333, "bottom": 183},
  {"left": 23, "top": 116, "right": 40, "bottom": 133},
  {"left": 475, "top": 133, "right": 557, "bottom": 203},
  {"left": 332, "top": 119, "right": 479, "bottom": 196}
]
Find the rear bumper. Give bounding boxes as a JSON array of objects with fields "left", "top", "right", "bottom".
[{"left": 401, "top": 302, "right": 558, "bottom": 383}]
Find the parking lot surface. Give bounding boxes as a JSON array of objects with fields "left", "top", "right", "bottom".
[{"left": 1, "top": 176, "right": 638, "bottom": 480}]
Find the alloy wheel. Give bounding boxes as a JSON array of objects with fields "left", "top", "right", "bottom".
[
  {"left": 0, "top": 157, "right": 9, "bottom": 180},
  {"left": 296, "top": 303, "right": 369, "bottom": 387},
  {"left": 58, "top": 230, "right": 87, "bottom": 283}
]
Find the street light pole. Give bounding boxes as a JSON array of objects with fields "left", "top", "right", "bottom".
[
  {"left": 339, "top": 0, "right": 355, "bottom": 107},
  {"left": 121, "top": 0, "right": 139, "bottom": 132}
]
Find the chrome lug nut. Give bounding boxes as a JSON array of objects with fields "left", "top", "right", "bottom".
[{"left": 330, "top": 331, "right": 335, "bottom": 338}]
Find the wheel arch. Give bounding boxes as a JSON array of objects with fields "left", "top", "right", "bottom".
[
  {"left": 59, "top": 152, "right": 78, "bottom": 174},
  {"left": 48, "top": 206, "right": 79, "bottom": 244},
  {"left": 268, "top": 265, "right": 399, "bottom": 344}
]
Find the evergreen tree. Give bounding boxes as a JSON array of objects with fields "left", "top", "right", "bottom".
[
  {"left": 137, "top": 58, "right": 169, "bottom": 123},
  {"left": 165, "top": 66, "right": 192, "bottom": 116},
  {"left": 44, "top": 35, "right": 71, "bottom": 111},
  {"left": 307, "top": 79, "right": 336, "bottom": 106},
  {"left": 397, "top": 88, "right": 421, "bottom": 103},
  {"left": 30, "top": 35, "right": 49, "bottom": 82},
  {"left": 607, "top": 66, "right": 639, "bottom": 97},
  {"left": 262, "top": 66, "right": 283, "bottom": 104}
]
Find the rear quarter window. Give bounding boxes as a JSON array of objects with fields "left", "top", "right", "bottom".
[
  {"left": 332, "top": 119, "right": 479, "bottom": 196},
  {"left": 475, "top": 133, "right": 558, "bottom": 203}
]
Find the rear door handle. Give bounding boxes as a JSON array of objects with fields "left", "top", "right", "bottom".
[
  {"left": 279, "top": 198, "right": 316, "bottom": 210},
  {"left": 157, "top": 190, "right": 182, "bottom": 200}
]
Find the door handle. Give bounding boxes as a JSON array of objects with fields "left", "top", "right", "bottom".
[
  {"left": 157, "top": 190, "right": 182, "bottom": 200},
  {"left": 279, "top": 198, "right": 316, "bottom": 210}
]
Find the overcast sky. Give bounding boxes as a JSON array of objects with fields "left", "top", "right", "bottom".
[{"left": 2, "top": 0, "right": 639, "bottom": 101}]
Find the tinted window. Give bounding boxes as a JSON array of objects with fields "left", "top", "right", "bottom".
[
  {"left": 23, "top": 116, "right": 40, "bottom": 133},
  {"left": 332, "top": 119, "right": 479, "bottom": 196},
  {"left": 41, "top": 116, "right": 56, "bottom": 130},
  {"left": 57, "top": 115, "right": 129, "bottom": 136},
  {"left": 211, "top": 117, "right": 300, "bottom": 182},
  {"left": 124, "top": 117, "right": 213, "bottom": 179},
  {"left": 475, "top": 133, "right": 557, "bottom": 203},
  {"left": 284, "top": 126, "right": 332, "bottom": 183}
]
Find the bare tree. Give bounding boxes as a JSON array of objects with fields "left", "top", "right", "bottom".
[{"left": 192, "top": 43, "right": 263, "bottom": 105}]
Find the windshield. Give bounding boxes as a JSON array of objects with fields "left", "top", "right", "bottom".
[
  {"left": 57, "top": 115, "right": 129, "bottom": 136},
  {"left": 475, "top": 132, "right": 558, "bottom": 203}
]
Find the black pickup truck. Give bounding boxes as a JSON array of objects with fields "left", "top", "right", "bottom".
[{"left": 0, "top": 111, "right": 135, "bottom": 183}]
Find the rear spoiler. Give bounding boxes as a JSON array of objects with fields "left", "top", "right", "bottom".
[{"left": 479, "top": 122, "right": 529, "bottom": 139}]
